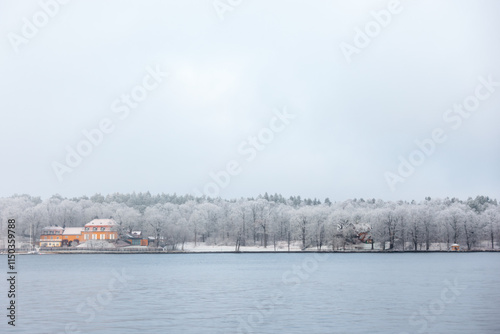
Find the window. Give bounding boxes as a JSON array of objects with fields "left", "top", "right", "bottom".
[
  {"left": 85, "top": 227, "right": 89, "bottom": 231},
  {"left": 111, "top": 234, "right": 115, "bottom": 240},
  {"left": 92, "top": 234, "right": 97, "bottom": 240},
  {"left": 100, "top": 234, "right": 105, "bottom": 240},
  {"left": 50, "top": 236, "right": 53, "bottom": 240},
  {"left": 101, "top": 227, "right": 105, "bottom": 231},
  {"left": 93, "top": 227, "right": 97, "bottom": 231}
]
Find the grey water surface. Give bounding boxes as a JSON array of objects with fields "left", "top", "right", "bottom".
[{"left": 2, "top": 252, "right": 499, "bottom": 334}]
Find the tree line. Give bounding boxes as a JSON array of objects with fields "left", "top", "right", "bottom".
[{"left": 0, "top": 193, "right": 498, "bottom": 251}]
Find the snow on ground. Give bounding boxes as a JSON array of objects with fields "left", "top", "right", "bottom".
[
  {"left": 69, "top": 240, "right": 493, "bottom": 252},
  {"left": 181, "top": 241, "right": 314, "bottom": 252},
  {"left": 178, "top": 241, "right": 489, "bottom": 252},
  {"left": 76, "top": 240, "right": 116, "bottom": 248},
  {"left": 123, "top": 246, "right": 149, "bottom": 249}
]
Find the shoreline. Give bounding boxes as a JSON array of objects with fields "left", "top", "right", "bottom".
[{"left": 7, "top": 249, "right": 500, "bottom": 255}]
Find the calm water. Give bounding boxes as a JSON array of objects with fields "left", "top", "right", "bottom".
[{"left": 1, "top": 253, "right": 499, "bottom": 334}]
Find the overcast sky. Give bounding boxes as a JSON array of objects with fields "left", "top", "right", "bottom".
[{"left": 0, "top": 0, "right": 499, "bottom": 201}]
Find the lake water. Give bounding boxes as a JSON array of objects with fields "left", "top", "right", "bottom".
[{"left": 1, "top": 253, "right": 499, "bottom": 334}]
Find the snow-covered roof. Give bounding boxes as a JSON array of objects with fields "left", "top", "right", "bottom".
[
  {"left": 85, "top": 219, "right": 118, "bottom": 227},
  {"left": 126, "top": 231, "right": 142, "bottom": 238},
  {"left": 63, "top": 227, "right": 84, "bottom": 235}
]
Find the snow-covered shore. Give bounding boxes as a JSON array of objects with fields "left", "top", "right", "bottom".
[{"left": 24, "top": 241, "right": 500, "bottom": 254}]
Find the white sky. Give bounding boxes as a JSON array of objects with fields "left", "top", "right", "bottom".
[{"left": 0, "top": 0, "right": 499, "bottom": 201}]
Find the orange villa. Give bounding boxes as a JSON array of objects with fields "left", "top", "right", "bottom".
[
  {"left": 82, "top": 219, "right": 119, "bottom": 242},
  {"left": 62, "top": 227, "right": 84, "bottom": 246},
  {"left": 39, "top": 226, "right": 64, "bottom": 247},
  {"left": 39, "top": 219, "right": 119, "bottom": 247}
]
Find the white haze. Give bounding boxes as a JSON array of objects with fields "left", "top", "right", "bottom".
[{"left": 0, "top": 0, "right": 499, "bottom": 201}]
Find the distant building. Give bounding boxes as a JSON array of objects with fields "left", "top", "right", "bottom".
[
  {"left": 39, "top": 226, "right": 64, "bottom": 247},
  {"left": 354, "top": 223, "right": 373, "bottom": 244},
  {"left": 125, "top": 231, "right": 149, "bottom": 246},
  {"left": 82, "top": 219, "right": 119, "bottom": 242},
  {"left": 358, "top": 232, "right": 373, "bottom": 244},
  {"left": 62, "top": 227, "right": 84, "bottom": 246},
  {"left": 451, "top": 244, "right": 460, "bottom": 251},
  {"left": 39, "top": 219, "right": 119, "bottom": 248}
]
